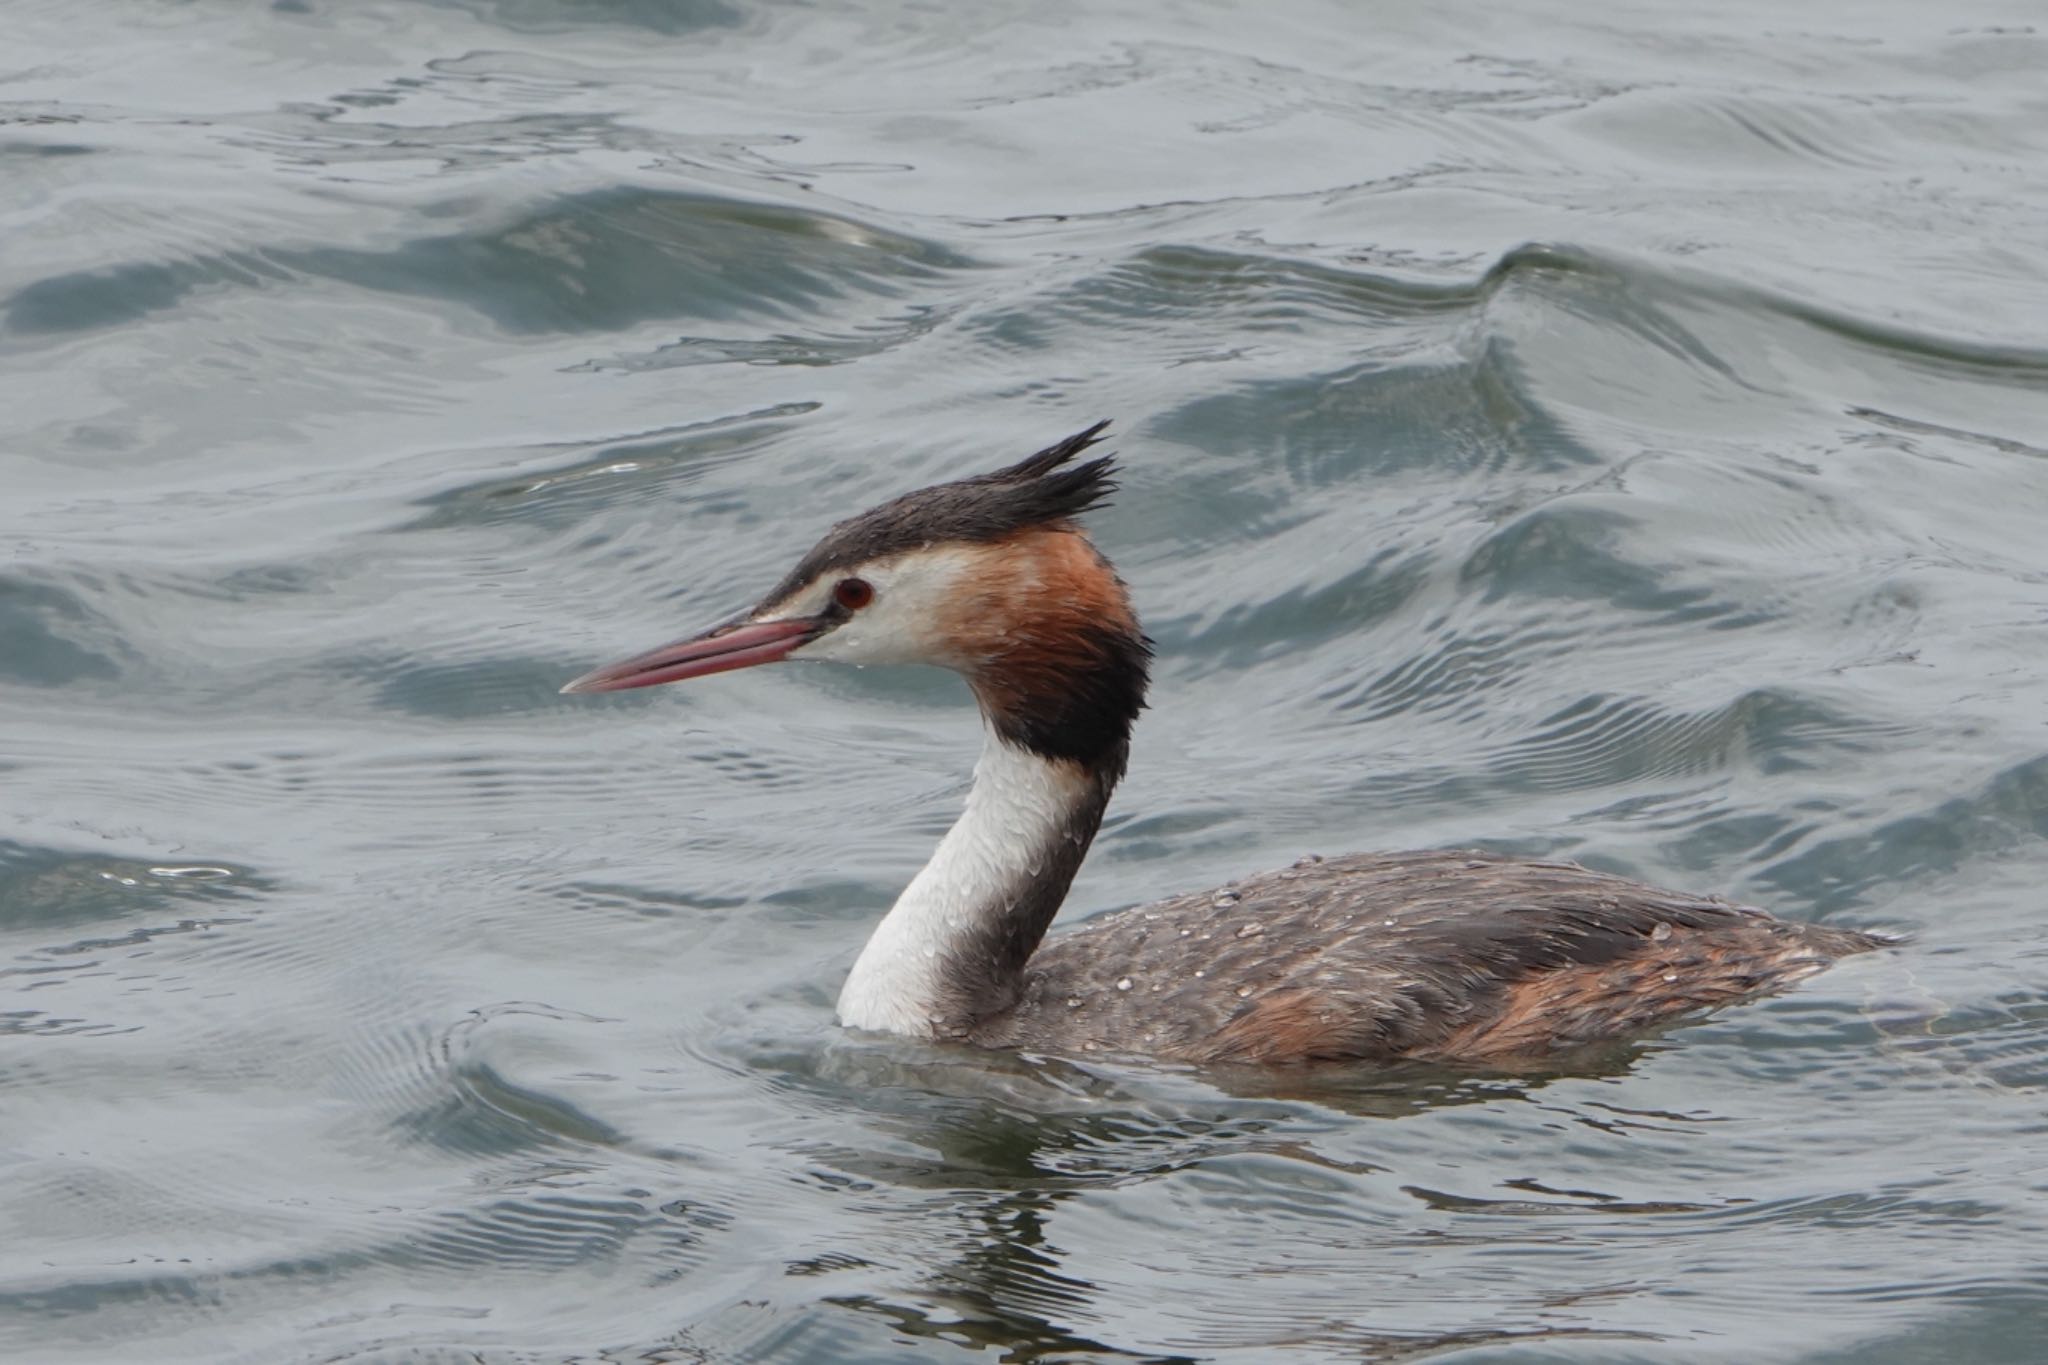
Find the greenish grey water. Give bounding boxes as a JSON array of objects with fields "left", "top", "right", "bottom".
[{"left": 5, "top": 2, "right": 2048, "bottom": 1361}]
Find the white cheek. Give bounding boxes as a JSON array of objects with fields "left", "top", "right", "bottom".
[
  {"left": 802, "top": 616, "right": 929, "bottom": 666},
  {"left": 779, "top": 547, "right": 984, "bottom": 668}
]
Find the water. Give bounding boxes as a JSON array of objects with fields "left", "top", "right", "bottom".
[{"left": 5, "top": 2, "right": 2048, "bottom": 1360}]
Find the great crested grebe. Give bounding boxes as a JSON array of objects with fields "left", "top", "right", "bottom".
[{"left": 563, "top": 423, "right": 1886, "bottom": 1065}]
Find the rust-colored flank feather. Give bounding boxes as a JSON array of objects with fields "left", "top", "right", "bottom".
[{"left": 566, "top": 422, "right": 1890, "bottom": 1068}]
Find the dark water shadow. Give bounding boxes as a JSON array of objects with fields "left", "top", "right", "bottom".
[{"left": 5, "top": 186, "right": 972, "bottom": 338}]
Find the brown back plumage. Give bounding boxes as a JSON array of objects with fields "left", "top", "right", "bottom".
[{"left": 975, "top": 850, "right": 1886, "bottom": 1065}]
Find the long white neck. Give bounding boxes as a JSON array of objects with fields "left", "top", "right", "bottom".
[{"left": 837, "top": 729, "right": 1107, "bottom": 1039}]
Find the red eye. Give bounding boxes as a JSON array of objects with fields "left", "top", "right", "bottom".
[{"left": 833, "top": 577, "right": 874, "bottom": 611}]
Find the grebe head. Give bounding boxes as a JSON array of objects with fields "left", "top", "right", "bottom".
[{"left": 562, "top": 421, "right": 1151, "bottom": 768}]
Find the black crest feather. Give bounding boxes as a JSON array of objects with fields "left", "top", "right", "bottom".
[
  {"left": 980, "top": 419, "right": 1114, "bottom": 484},
  {"left": 759, "top": 421, "right": 1121, "bottom": 607}
]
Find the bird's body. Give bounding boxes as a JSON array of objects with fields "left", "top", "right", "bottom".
[
  {"left": 978, "top": 849, "right": 1876, "bottom": 1064},
  {"left": 564, "top": 423, "right": 1886, "bottom": 1066}
]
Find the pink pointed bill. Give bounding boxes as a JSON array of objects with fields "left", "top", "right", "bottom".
[{"left": 560, "top": 618, "right": 819, "bottom": 694}]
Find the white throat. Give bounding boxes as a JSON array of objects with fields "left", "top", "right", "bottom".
[{"left": 837, "top": 730, "right": 1092, "bottom": 1039}]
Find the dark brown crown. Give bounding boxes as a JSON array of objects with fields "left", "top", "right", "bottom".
[{"left": 755, "top": 422, "right": 1118, "bottom": 611}]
